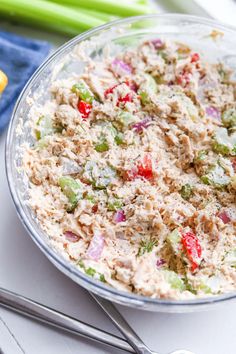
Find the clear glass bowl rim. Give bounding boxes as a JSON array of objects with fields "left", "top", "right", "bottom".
[{"left": 5, "top": 13, "right": 236, "bottom": 311}]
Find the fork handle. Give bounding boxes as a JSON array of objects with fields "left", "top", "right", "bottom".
[
  {"left": 91, "top": 293, "right": 154, "bottom": 354},
  {"left": 0, "top": 287, "right": 134, "bottom": 353}
]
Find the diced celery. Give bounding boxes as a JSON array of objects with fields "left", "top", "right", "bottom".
[
  {"left": 85, "top": 267, "right": 96, "bottom": 276},
  {"left": 59, "top": 176, "right": 81, "bottom": 208},
  {"left": 85, "top": 195, "right": 96, "bottom": 204},
  {"left": 72, "top": 80, "right": 94, "bottom": 103},
  {"left": 222, "top": 108, "right": 236, "bottom": 128},
  {"left": 114, "top": 133, "right": 124, "bottom": 145},
  {"left": 118, "top": 112, "right": 137, "bottom": 127},
  {"left": 139, "top": 90, "right": 150, "bottom": 105},
  {"left": 201, "top": 164, "right": 230, "bottom": 188},
  {"left": 99, "top": 274, "right": 106, "bottom": 282},
  {"left": 35, "top": 115, "right": 54, "bottom": 140},
  {"left": 167, "top": 229, "right": 181, "bottom": 254},
  {"left": 162, "top": 270, "right": 185, "bottom": 291},
  {"left": 180, "top": 184, "right": 193, "bottom": 200},
  {"left": 194, "top": 150, "right": 207, "bottom": 163},
  {"left": 95, "top": 141, "right": 109, "bottom": 152},
  {"left": 198, "top": 282, "right": 212, "bottom": 294},
  {"left": 107, "top": 198, "right": 123, "bottom": 211},
  {"left": 212, "top": 127, "right": 236, "bottom": 156},
  {"left": 138, "top": 73, "right": 157, "bottom": 105}
]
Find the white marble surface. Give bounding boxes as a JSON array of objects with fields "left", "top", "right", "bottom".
[{"left": 0, "top": 2, "right": 236, "bottom": 353}]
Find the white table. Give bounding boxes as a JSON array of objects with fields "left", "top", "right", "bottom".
[{"left": 0, "top": 2, "right": 236, "bottom": 353}]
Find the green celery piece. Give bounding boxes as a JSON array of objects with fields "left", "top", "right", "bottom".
[
  {"left": 85, "top": 267, "right": 96, "bottom": 277},
  {"left": 194, "top": 150, "right": 207, "bottom": 163},
  {"left": 59, "top": 176, "right": 81, "bottom": 207},
  {"left": 198, "top": 282, "right": 212, "bottom": 294},
  {"left": 49, "top": 0, "right": 152, "bottom": 16},
  {"left": 222, "top": 108, "right": 236, "bottom": 128},
  {"left": 201, "top": 164, "right": 230, "bottom": 188},
  {"left": 212, "top": 127, "right": 236, "bottom": 156},
  {"left": 162, "top": 270, "right": 185, "bottom": 291},
  {"left": 95, "top": 141, "right": 109, "bottom": 152},
  {"left": 114, "top": 133, "right": 125, "bottom": 145},
  {"left": 65, "top": 6, "right": 118, "bottom": 21},
  {"left": 107, "top": 198, "right": 123, "bottom": 211},
  {"left": 99, "top": 274, "right": 106, "bottom": 282},
  {"left": 138, "top": 74, "right": 157, "bottom": 105},
  {"left": 72, "top": 80, "right": 94, "bottom": 103},
  {"left": 167, "top": 229, "right": 181, "bottom": 254},
  {"left": 139, "top": 91, "right": 150, "bottom": 105},
  {"left": 85, "top": 195, "right": 96, "bottom": 204},
  {"left": 180, "top": 184, "right": 193, "bottom": 200},
  {"left": 35, "top": 115, "right": 54, "bottom": 140},
  {"left": 0, "top": 0, "right": 104, "bottom": 36},
  {"left": 118, "top": 112, "right": 137, "bottom": 127}
]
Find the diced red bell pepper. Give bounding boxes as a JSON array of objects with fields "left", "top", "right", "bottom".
[
  {"left": 137, "top": 154, "right": 154, "bottom": 180},
  {"left": 190, "top": 52, "right": 200, "bottom": 63},
  {"left": 116, "top": 93, "right": 133, "bottom": 107},
  {"left": 125, "top": 154, "right": 154, "bottom": 181},
  {"left": 217, "top": 211, "right": 231, "bottom": 224},
  {"left": 181, "top": 231, "right": 202, "bottom": 272},
  {"left": 78, "top": 100, "right": 92, "bottom": 119}
]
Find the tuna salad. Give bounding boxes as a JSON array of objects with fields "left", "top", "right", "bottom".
[{"left": 24, "top": 38, "right": 236, "bottom": 300}]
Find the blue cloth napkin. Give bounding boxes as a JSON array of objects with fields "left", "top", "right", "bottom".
[{"left": 0, "top": 30, "right": 51, "bottom": 132}]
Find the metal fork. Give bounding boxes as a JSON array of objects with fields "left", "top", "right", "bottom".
[
  {"left": 92, "top": 293, "right": 195, "bottom": 354},
  {"left": 0, "top": 287, "right": 195, "bottom": 354}
]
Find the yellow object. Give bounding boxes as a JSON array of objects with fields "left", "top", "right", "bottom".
[{"left": 0, "top": 70, "right": 8, "bottom": 94}]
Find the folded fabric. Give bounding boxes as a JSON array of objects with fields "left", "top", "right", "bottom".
[{"left": 0, "top": 30, "right": 51, "bottom": 132}]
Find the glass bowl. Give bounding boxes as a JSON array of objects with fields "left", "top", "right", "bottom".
[{"left": 6, "top": 14, "right": 236, "bottom": 312}]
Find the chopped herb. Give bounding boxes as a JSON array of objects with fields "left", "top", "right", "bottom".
[
  {"left": 107, "top": 198, "right": 123, "bottom": 211},
  {"left": 138, "top": 239, "right": 157, "bottom": 256}
]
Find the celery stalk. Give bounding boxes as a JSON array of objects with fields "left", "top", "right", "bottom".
[
  {"left": 0, "top": 0, "right": 104, "bottom": 36},
  {"left": 62, "top": 5, "right": 119, "bottom": 21},
  {"left": 49, "top": 0, "right": 152, "bottom": 16}
]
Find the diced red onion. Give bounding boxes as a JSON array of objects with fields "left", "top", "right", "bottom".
[
  {"left": 205, "top": 106, "right": 220, "bottom": 120},
  {"left": 114, "top": 210, "right": 126, "bottom": 223},
  {"left": 218, "top": 211, "right": 231, "bottom": 224},
  {"left": 132, "top": 118, "right": 151, "bottom": 133},
  {"left": 111, "top": 59, "right": 132, "bottom": 76},
  {"left": 156, "top": 258, "right": 166, "bottom": 267},
  {"left": 64, "top": 231, "right": 80, "bottom": 242},
  {"left": 87, "top": 232, "right": 104, "bottom": 261},
  {"left": 151, "top": 38, "right": 164, "bottom": 49}
]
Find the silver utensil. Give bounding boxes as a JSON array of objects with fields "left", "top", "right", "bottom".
[
  {"left": 0, "top": 287, "right": 133, "bottom": 353},
  {"left": 0, "top": 287, "right": 195, "bottom": 354},
  {"left": 92, "top": 294, "right": 195, "bottom": 354}
]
